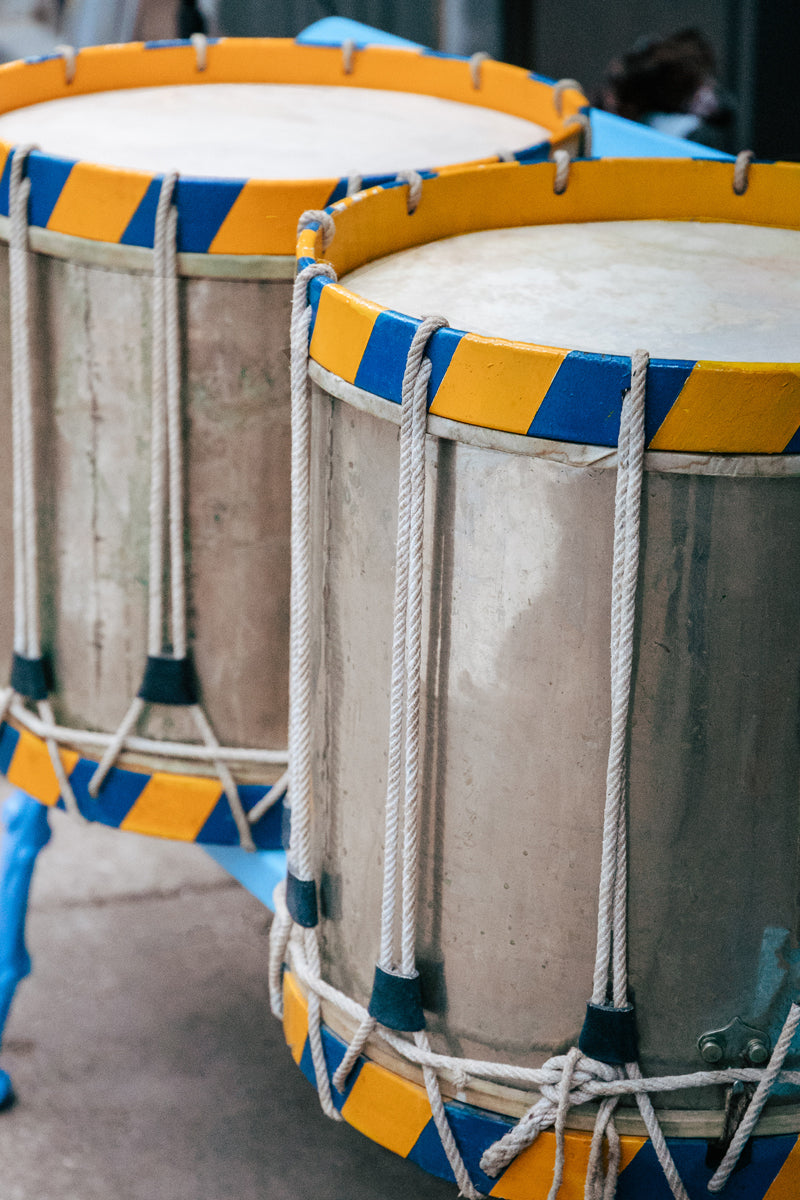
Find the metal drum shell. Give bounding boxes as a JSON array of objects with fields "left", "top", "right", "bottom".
[
  {"left": 0, "top": 233, "right": 293, "bottom": 774},
  {"left": 307, "top": 371, "right": 800, "bottom": 1097}
]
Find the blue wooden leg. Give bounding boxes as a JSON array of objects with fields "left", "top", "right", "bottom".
[{"left": 0, "top": 790, "right": 51, "bottom": 1109}]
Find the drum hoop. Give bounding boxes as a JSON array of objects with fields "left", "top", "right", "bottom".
[
  {"left": 0, "top": 38, "right": 587, "bottom": 256},
  {"left": 298, "top": 157, "right": 800, "bottom": 455}
]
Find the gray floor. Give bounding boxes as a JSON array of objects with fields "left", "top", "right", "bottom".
[{"left": 0, "top": 808, "right": 458, "bottom": 1200}]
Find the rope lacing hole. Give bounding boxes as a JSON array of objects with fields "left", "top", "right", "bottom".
[
  {"left": 341, "top": 38, "right": 355, "bottom": 74},
  {"left": 564, "top": 111, "right": 593, "bottom": 156},
  {"left": 53, "top": 43, "right": 76, "bottom": 85},
  {"left": 552, "top": 149, "right": 571, "bottom": 194},
  {"left": 297, "top": 208, "right": 336, "bottom": 252},
  {"left": 469, "top": 50, "right": 490, "bottom": 89},
  {"left": 733, "top": 149, "right": 754, "bottom": 195},
  {"left": 553, "top": 77, "right": 583, "bottom": 117},
  {"left": 396, "top": 169, "right": 422, "bottom": 215},
  {"left": 190, "top": 32, "right": 208, "bottom": 71}
]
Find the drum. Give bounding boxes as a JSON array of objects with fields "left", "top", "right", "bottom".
[
  {"left": 276, "top": 157, "right": 800, "bottom": 1198},
  {"left": 0, "top": 38, "right": 588, "bottom": 848}
]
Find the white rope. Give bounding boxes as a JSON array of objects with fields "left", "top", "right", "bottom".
[
  {"left": 84, "top": 175, "right": 253, "bottom": 847},
  {"left": 9, "top": 146, "right": 82, "bottom": 823},
  {"left": 341, "top": 38, "right": 355, "bottom": 75},
  {"left": 553, "top": 149, "right": 571, "bottom": 195},
  {"left": 286, "top": 255, "right": 337, "bottom": 884},
  {"left": 395, "top": 169, "right": 423, "bottom": 215},
  {"left": 553, "top": 78, "right": 583, "bottom": 117},
  {"left": 285, "top": 932, "right": 800, "bottom": 1094},
  {"left": 269, "top": 879, "right": 293, "bottom": 1019},
  {"left": 565, "top": 111, "right": 593, "bottom": 156},
  {"left": 9, "top": 147, "right": 35, "bottom": 661},
  {"left": 53, "top": 44, "right": 76, "bottom": 85},
  {"left": 190, "top": 32, "right": 208, "bottom": 71},
  {"left": 345, "top": 174, "right": 363, "bottom": 198},
  {"left": 8, "top": 699, "right": 286, "bottom": 765},
  {"left": 304, "top": 928, "right": 342, "bottom": 1121},
  {"left": 417, "top": 1028, "right": 484, "bottom": 1198},
  {"left": 592, "top": 350, "right": 648, "bottom": 1008},
  {"left": 247, "top": 768, "right": 288, "bottom": 827},
  {"left": 733, "top": 150, "right": 754, "bottom": 196},
  {"left": 298, "top": 208, "right": 336, "bottom": 251},
  {"left": 469, "top": 51, "right": 490, "bottom": 89},
  {"left": 708, "top": 1002, "right": 800, "bottom": 1192}
]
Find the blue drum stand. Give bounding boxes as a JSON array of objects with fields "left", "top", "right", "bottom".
[{"left": 0, "top": 790, "right": 51, "bottom": 1108}]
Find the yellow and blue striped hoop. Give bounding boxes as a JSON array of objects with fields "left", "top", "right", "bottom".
[
  {"left": 0, "top": 38, "right": 588, "bottom": 257},
  {"left": 297, "top": 156, "right": 800, "bottom": 455}
]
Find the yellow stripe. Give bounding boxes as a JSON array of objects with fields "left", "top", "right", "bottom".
[
  {"left": 430, "top": 335, "right": 566, "bottom": 435},
  {"left": 490, "top": 1130, "right": 646, "bottom": 1199},
  {"left": 120, "top": 772, "right": 222, "bottom": 840},
  {"left": 5, "top": 728, "right": 79, "bottom": 806},
  {"left": 341, "top": 1060, "right": 432, "bottom": 1158},
  {"left": 764, "top": 1136, "right": 800, "bottom": 1199},
  {"left": 209, "top": 178, "right": 335, "bottom": 256},
  {"left": 46, "top": 162, "right": 151, "bottom": 243},
  {"left": 649, "top": 362, "right": 800, "bottom": 453},
  {"left": 282, "top": 971, "right": 310, "bottom": 1066},
  {"left": 309, "top": 283, "right": 380, "bottom": 384}
]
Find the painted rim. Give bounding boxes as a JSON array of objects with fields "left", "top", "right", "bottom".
[
  {"left": 0, "top": 38, "right": 588, "bottom": 256},
  {"left": 282, "top": 970, "right": 800, "bottom": 1199},
  {"left": 296, "top": 156, "right": 800, "bottom": 455},
  {"left": 0, "top": 721, "right": 285, "bottom": 847}
]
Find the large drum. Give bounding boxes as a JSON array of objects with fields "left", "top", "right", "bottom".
[
  {"left": 276, "top": 158, "right": 800, "bottom": 1198},
  {"left": 0, "top": 38, "right": 587, "bottom": 847}
]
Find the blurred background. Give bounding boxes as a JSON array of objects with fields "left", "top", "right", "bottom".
[{"left": 0, "top": 1, "right": 796, "bottom": 159}]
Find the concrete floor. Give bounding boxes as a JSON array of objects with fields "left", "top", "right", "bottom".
[{"left": 0, "top": 808, "right": 458, "bottom": 1200}]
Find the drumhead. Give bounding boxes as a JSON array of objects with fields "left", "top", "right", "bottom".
[
  {"left": 341, "top": 219, "right": 800, "bottom": 363},
  {"left": 0, "top": 83, "right": 551, "bottom": 179}
]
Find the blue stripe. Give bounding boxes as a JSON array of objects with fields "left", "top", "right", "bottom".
[
  {"left": 514, "top": 142, "right": 551, "bottom": 164},
  {"left": 618, "top": 1134, "right": 797, "bottom": 1200},
  {"left": 67, "top": 758, "right": 149, "bottom": 827},
  {"left": 0, "top": 724, "right": 19, "bottom": 776},
  {"left": 144, "top": 38, "right": 220, "bottom": 49},
  {"left": 0, "top": 152, "right": 74, "bottom": 226},
  {"left": 427, "top": 327, "right": 464, "bottom": 405},
  {"left": 119, "top": 177, "right": 163, "bottom": 248},
  {"left": 783, "top": 425, "right": 800, "bottom": 453},
  {"left": 171, "top": 176, "right": 243, "bottom": 253},
  {"left": 298, "top": 1024, "right": 364, "bottom": 1113},
  {"left": 197, "top": 785, "right": 284, "bottom": 849},
  {"left": 408, "top": 1103, "right": 512, "bottom": 1192},
  {"left": 529, "top": 353, "right": 695, "bottom": 447},
  {"left": 354, "top": 310, "right": 419, "bottom": 402}
]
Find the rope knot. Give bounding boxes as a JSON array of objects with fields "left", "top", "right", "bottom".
[{"left": 480, "top": 1049, "right": 616, "bottom": 1184}]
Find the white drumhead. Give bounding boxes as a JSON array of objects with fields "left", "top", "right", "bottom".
[
  {"left": 341, "top": 221, "right": 800, "bottom": 362},
  {"left": 0, "top": 84, "right": 550, "bottom": 179}
]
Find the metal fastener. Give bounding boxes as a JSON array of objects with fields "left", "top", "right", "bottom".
[
  {"left": 745, "top": 1038, "right": 770, "bottom": 1065},
  {"left": 699, "top": 1035, "right": 725, "bottom": 1064}
]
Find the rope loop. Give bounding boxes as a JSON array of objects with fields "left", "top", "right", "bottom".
[
  {"left": 552, "top": 149, "right": 571, "bottom": 194},
  {"left": 341, "top": 38, "right": 355, "bottom": 74},
  {"left": 190, "top": 32, "right": 208, "bottom": 71},
  {"left": 733, "top": 149, "right": 755, "bottom": 195},
  {"left": 345, "top": 173, "right": 363, "bottom": 197},
  {"left": 553, "top": 77, "right": 583, "bottom": 117},
  {"left": 564, "top": 110, "right": 593, "bottom": 156},
  {"left": 53, "top": 43, "right": 76, "bottom": 85},
  {"left": 297, "top": 207, "right": 336, "bottom": 251},
  {"left": 396, "top": 168, "right": 423, "bottom": 215},
  {"left": 469, "top": 50, "right": 490, "bottom": 88}
]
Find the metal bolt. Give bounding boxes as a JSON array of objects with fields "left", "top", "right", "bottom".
[
  {"left": 699, "top": 1035, "right": 725, "bottom": 1063},
  {"left": 745, "top": 1038, "right": 770, "bottom": 1065}
]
